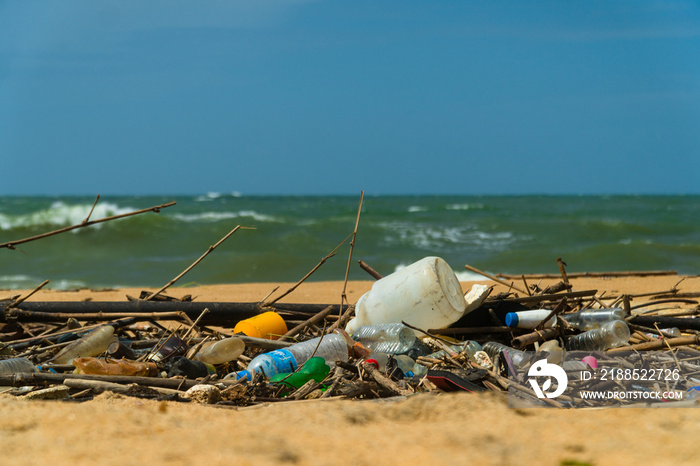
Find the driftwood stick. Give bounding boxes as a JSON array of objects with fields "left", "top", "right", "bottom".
[
  {"left": 361, "top": 362, "right": 413, "bottom": 397},
  {"left": 534, "top": 298, "right": 568, "bottom": 331},
  {"left": 63, "top": 378, "right": 182, "bottom": 397},
  {"left": 0, "top": 372, "right": 206, "bottom": 390},
  {"left": 497, "top": 270, "right": 678, "bottom": 279},
  {"left": 0, "top": 200, "right": 176, "bottom": 250},
  {"left": 340, "top": 191, "right": 364, "bottom": 312},
  {"left": 265, "top": 235, "right": 350, "bottom": 305},
  {"left": 607, "top": 335, "right": 700, "bottom": 352},
  {"left": 358, "top": 260, "right": 383, "bottom": 280},
  {"left": 144, "top": 225, "right": 245, "bottom": 300},
  {"left": 511, "top": 327, "right": 562, "bottom": 348},
  {"left": 556, "top": 257, "right": 570, "bottom": 287},
  {"left": 82, "top": 194, "right": 100, "bottom": 224},
  {"left": 464, "top": 264, "right": 528, "bottom": 295},
  {"left": 279, "top": 305, "right": 336, "bottom": 341},
  {"left": 10, "top": 280, "right": 50, "bottom": 308},
  {"left": 2, "top": 309, "right": 194, "bottom": 324}
]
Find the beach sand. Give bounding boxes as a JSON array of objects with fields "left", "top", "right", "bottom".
[{"left": 2, "top": 274, "right": 700, "bottom": 465}]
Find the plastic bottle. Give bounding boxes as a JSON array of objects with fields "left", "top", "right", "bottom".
[
  {"left": 560, "top": 308, "right": 626, "bottom": 331},
  {"left": 269, "top": 357, "right": 330, "bottom": 392},
  {"left": 246, "top": 333, "right": 350, "bottom": 377},
  {"left": 233, "top": 311, "right": 288, "bottom": 340},
  {"left": 72, "top": 357, "right": 158, "bottom": 377},
  {"left": 51, "top": 325, "right": 118, "bottom": 364},
  {"left": 351, "top": 323, "right": 416, "bottom": 354},
  {"left": 0, "top": 357, "right": 37, "bottom": 375},
  {"left": 505, "top": 309, "right": 557, "bottom": 329},
  {"left": 345, "top": 256, "right": 468, "bottom": 336},
  {"left": 565, "top": 320, "right": 630, "bottom": 351},
  {"left": 193, "top": 337, "right": 245, "bottom": 365},
  {"left": 483, "top": 341, "right": 529, "bottom": 366}
]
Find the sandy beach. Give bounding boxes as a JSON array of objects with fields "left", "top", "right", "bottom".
[{"left": 2, "top": 274, "right": 700, "bottom": 465}]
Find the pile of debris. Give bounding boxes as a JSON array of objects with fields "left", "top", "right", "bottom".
[{"left": 1, "top": 257, "right": 699, "bottom": 408}]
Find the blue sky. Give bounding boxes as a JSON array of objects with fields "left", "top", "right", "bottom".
[{"left": 1, "top": 1, "right": 699, "bottom": 196}]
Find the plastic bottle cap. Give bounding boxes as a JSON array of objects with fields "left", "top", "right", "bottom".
[
  {"left": 505, "top": 313, "right": 519, "bottom": 328},
  {"left": 365, "top": 359, "right": 380, "bottom": 369}
]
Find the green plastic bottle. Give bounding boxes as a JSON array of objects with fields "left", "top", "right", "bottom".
[{"left": 270, "top": 357, "right": 330, "bottom": 394}]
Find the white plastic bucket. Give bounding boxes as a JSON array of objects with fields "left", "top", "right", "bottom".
[{"left": 345, "top": 256, "right": 468, "bottom": 336}]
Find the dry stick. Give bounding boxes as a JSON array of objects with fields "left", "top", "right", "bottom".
[
  {"left": 497, "top": 270, "right": 679, "bottom": 279},
  {"left": 278, "top": 305, "right": 336, "bottom": 342},
  {"left": 358, "top": 260, "right": 383, "bottom": 280},
  {"left": 533, "top": 297, "right": 568, "bottom": 332},
  {"left": 464, "top": 264, "right": 528, "bottom": 295},
  {"left": 82, "top": 194, "right": 100, "bottom": 224},
  {"left": 10, "top": 280, "right": 50, "bottom": 308},
  {"left": 144, "top": 225, "right": 245, "bottom": 301},
  {"left": 0, "top": 201, "right": 176, "bottom": 250},
  {"left": 340, "top": 191, "right": 364, "bottom": 313},
  {"left": 556, "top": 257, "right": 570, "bottom": 287},
  {"left": 265, "top": 235, "right": 351, "bottom": 305},
  {"left": 182, "top": 308, "right": 210, "bottom": 342},
  {"left": 521, "top": 275, "right": 532, "bottom": 296},
  {"left": 607, "top": 335, "right": 700, "bottom": 352}
]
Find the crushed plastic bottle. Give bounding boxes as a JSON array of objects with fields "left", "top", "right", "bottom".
[
  {"left": 0, "top": 357, "right": 38, "bottom": 375},
  {"left": 72, "top": 357, "right": 158, "bottom": 377},
  {"left": 51, "top": 325, "right": 118, "bottom": 364},
  {"left": 246, "top": 333, "right": 350, "bottom": 377},
  {"left": 193, "top": 337, "right": 245, "bottom": 365},
  {"left": 351, "top": 323, "right": 416, "bottom": 354}
]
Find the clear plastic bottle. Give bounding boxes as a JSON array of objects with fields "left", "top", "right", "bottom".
[
  {"left": 52, "top": 325, "right": 118, "bottom": 364},
  {"left": 351, "top": 323, "right": 416, "bottom": 354},
  {"left": 560, "top": 308, "right": 626, "bottom": 331},
  {"left": 565, "top": 320, "right": 630, "bottom": 351},
  {"left": 482, "top": 341, "right": 529, "bottom": 366},
  {"left": 0, "top": 357, "right": 37, "bottom": 375},
  {"left": 193, "top": 337, "right": 245, "bottom": 365},
  {"left": 247, "top": 333, "right": 350, "bottom": 377}
]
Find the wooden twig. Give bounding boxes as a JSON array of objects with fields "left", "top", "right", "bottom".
[
  {"left": 358, "top": 260, "right": 383, "bottom": 280},
  {"left": 144, "top": 225, "right": 245, "bottom": 301},
  {"left": 607, "top": 335, "right": 700, "bottom": 352},
  {"left": 278, "top": 305, "right": 335, "bottom": 342},
  {"left": 265, "top": 235, "right": 350, "bottom": 305},
  {"left": 183, "top": 308, "right": 210, "bottom": 342},
  {"left": 340, "top": 191, "right": 364, "bottom": 312},
  {"left": 497, "top": 270, "right": 679, "bottom": 279},
  {"left": 361, "top": 362, "right": 413, "bottom": 397},
  {"left": 464, "top": 264, "right": 528, "bottom": 295},
  {"left": 82, "top": 194, "right": 100, "bottom": 224},
  {"left": 0, "top": 200, "right": 176, "bottom": 250},
  {"left": 556, "top": 257, "right": 570, "bottom": 287},
  {"left": 10, "top": 280, "right": 49, "bottom": 308}
]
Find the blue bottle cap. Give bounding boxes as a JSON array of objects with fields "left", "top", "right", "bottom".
[{"left": 505, "top": 313, "right": 519, "bottom": 328}]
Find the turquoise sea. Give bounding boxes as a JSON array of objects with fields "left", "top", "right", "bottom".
[{"left": 0, "top": 194, "right": 698, "bottom": 290}]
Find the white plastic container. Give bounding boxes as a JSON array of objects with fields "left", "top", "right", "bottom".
[
  {"left": 345, "top": 256, "right": 468, "bottom": 336},
  {"left": 505, "top": 309, "right": 557, "bottom": 329}
]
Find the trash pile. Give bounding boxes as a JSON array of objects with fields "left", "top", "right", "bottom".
[{"left": 1, "top": 256, "right": 699, "bottom": 408}]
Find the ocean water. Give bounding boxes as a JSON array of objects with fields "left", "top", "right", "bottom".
[{"left": 0, "top": 194, "right": 699, "bottom": 290}]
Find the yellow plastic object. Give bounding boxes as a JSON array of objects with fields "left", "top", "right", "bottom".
[{"left": 233, "top": 311, "right": 288, "bottom": 340}]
